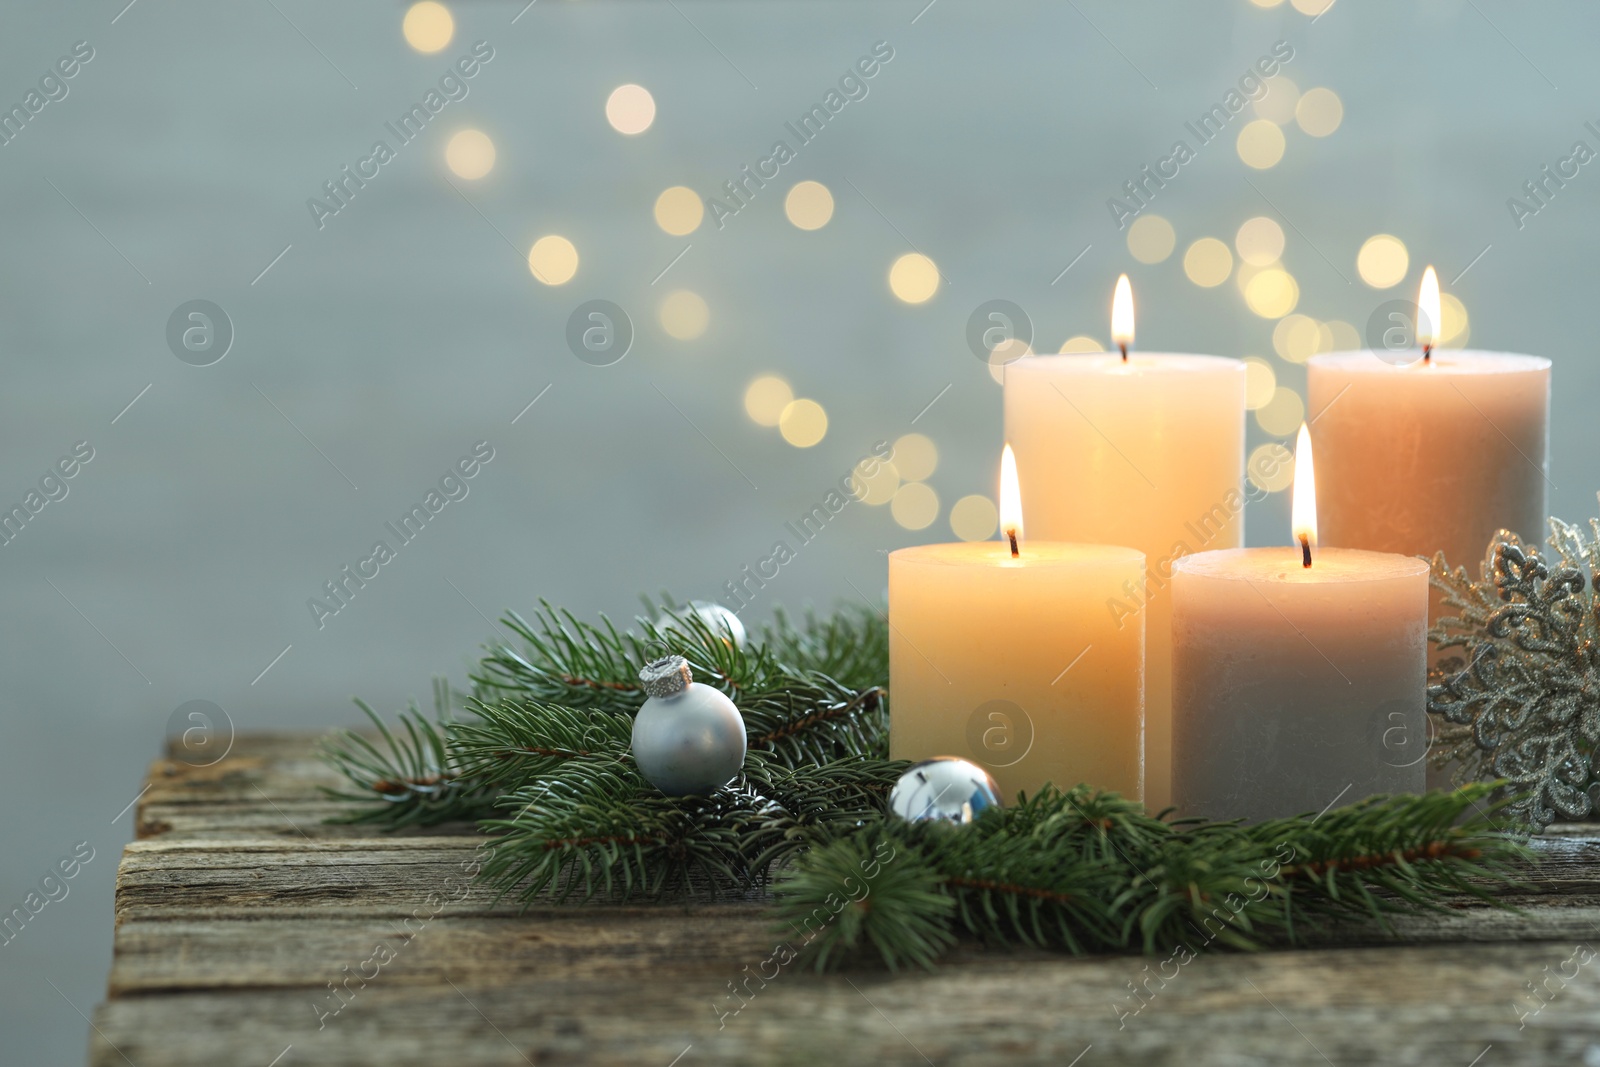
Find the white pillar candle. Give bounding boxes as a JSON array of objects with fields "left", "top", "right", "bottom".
[
  {"left": 889, "top": 447, "right": 1146, "bottom": 802},
  {"left": 1170, "top": 427, "right": 1429, "bottom": 822},
  {"left": 1003, "top": 279, "right": 1245, "bottom": 812}
]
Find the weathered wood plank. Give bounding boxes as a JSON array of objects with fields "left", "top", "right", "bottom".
[
  {"left": 92, "top": 732, "right": 1600, "bottom": 1067},
  {"left": 91, "top": 941, "right": 1600, "bottom": 1067}
]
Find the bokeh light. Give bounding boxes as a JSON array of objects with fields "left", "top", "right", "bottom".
[
  {"left": 1255, "top": 386, "right": 1305, "bottom": 436},
  {"left": 1291, "top": 0, "right": 1336, "bottom": 17},
  {"left": 1272, "top": 313, "right": 1323, "bottom": 362},
  {"left": 1236, "top": 119, "right": 1286, "bottom": 169},
  {"left": 1253, "top": 76, "right": 1300, "bottom": 125},
  {"left": 527, "top": 235, "right": 578, "bottom": 285},
  {"left": 779, "top": 399, "right": 828, "bottom": 447},
  {"left": 950, "top": 494, "right": 998, "bottom": 541},
  {"left": 1296, "top": 87, "right": 1344, "bottom": 137},
  {"left": 853, "top": 459, "right": 900, "bottom": 505},
  {"left": 1235, "top": 216, "right": 1285, "bottom": 266},
  {"left": 784, "top": 181, "right": 834, "bottom": 230},
  {"left": 1247, "top": 441, "right": 1295, "bottom": 493},
  {"left": 743, "top": 376, "right": 793, "bottom": 426},
  {"left": 659, "top": 290, "right": 709, "bottom": 340},
  {"left": 444, "top": 129, "right": 495, "bottom": 180},
  {"left": 653, "top": 186, "right": 703, "bottom": 236},
  {"left": 1249, "top": 0, "right": 1286, "bottom": 7},
  {"left": 1058, "top": 336, "right": 1103, "bottom": 353},
  {"left": 1325, "top": 319, "right": 1362, "bottom": 351},
  {"left": 1184, "top": 237, "right": 1233, "bottom": 287},
  {"left": 892, "top": 434, "right": 938, "bottom": 482},
  {"left": 891, "top": 482, "right": 939, "bottom": 531},
  {"left": 1243, "top": 357, "right": 1277, "bottom": 410},
  {"left": 1127, "top": 214, "right": 1176, "bottom": 264},
  {"left": 1245, "top": 268, "right": 1299, "bottom": 318},
  {"left": 1357, "top": 234, "right": 1409, "bottom": 288},
  {"left": 889, "top": 253, "right": 940, "bottom": 304},
  {"left": 606, "top": 84, "right": 656, "bottom": 135},
  {"left": 402, "top": 2, "right": 454, "bottom": 53}
]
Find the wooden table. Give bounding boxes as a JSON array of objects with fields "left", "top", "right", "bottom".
[{"left": 91, "top": 734, "right": 1600, "bottom": 1066}]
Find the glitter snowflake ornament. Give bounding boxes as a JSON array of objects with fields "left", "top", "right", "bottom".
[{"left": 1427, "top": 512, "right": 1600, "bottom": 829}]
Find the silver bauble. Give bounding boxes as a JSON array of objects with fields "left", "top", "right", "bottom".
[
  {"left": 889, "top": 757, "right": 1003, "bottom": 825},
  {"left": 659, "top": 601, "right": 746, "bottom": 649},
  {"left": 631, "top": 656, "right": 747, "bottom": 796}
]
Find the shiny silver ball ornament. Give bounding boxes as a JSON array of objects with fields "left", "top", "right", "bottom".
[
  {"left": 889, "top": 757, "right": 1004, "bottom": 825},
  {"left": 631, "top": 656, "right": 747, "bottom": 796},
  {"left": 659, "top": 601, "right": 746, "bottom": 649}
]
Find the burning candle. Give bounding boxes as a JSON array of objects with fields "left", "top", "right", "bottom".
[
  {"left": 1004, "top": 277, "right": 1245, "bottom": 812},
  {"left": 1170, "top": 426, "right": 1430, "bottom": 822},
  {"left": 888, "top": 447, "right": 1146, "bottom": 802},
  {"left": 1307, "top": 266, "right": 1551, "bottom": 574}
]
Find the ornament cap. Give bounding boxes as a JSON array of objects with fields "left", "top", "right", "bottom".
[{"left": 639, "top": 655, "right": 693, "bottom": 699}]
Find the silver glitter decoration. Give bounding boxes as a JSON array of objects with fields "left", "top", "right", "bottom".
[
  {"left": 888, "top": 757, "right": 1003, "bottom": 825},
  {"left": 639, "top": 655, "right": 693, "bottom": 699},
  {"left": 1428, "top": 515, "right": 1600, "bottom": 829}
]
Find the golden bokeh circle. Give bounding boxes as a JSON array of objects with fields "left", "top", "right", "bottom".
[
  {"left": 1296, "top": 87, "right": 1344, "bottom": 137},
  {"left": 445, "top": 129, "right": 495, "bottom": 180},
  {"left": 854, "top": 460, "right": 900, "bottom": 506},
  {"left": 606, "top": 84, "right": 656, "bottom": 135},
  {"left": 1255, "top": 386, "right": 1306, "bottom": 437},
  {"left": 779, "top": 399, "right": 828, "bottom": 447},
  {"left": 889, "top": 253, "right": 940, "bottom": 304},
  {"left": 1357, "top": 234, "right": 1409, "bottom": 289},
  {"left": 892, "top": 433, "right": 938, "bottom": 482},
  {"left": 659, "top": 290, "right": 710, "bottom": 340},
  {"left": 1235, "top": 216, "right": 1285, "bottom": 266},
  {"left": 1127, "top": 214, "right": 1176, "bottom": 264},
  {"left": 654, "top": 186, "right": 704, "bottom": 236},
  {"left": 1236, "top": 119, "right": 1286, "bottom": 169},
  {"left": 1245, "top": 268, "right": 1299, "bottom": 318},
  {"left": 402, "top": 2, "right": 454, "bottom": 53},
  {"left": 784, "top": 181, "right": 834, "bottom": 230},
  {"left": 950, "top": 494, "right": 998, "bottom": 541},
  {"left": 1253, "top": 76, "right": 1300, "bottom": 125},
  {"left": 527, "top": 235, "right": 579, "bottom": 286},
  {"left": 1247, "top": 442, "right": 1295, "bottom": 493},
  {"left": 1184, "top": 237, "right": 1233, "bottom": 287},
  {"left": 743, "top": 376, "right": 793, "bottom": 426},
  {"left": 1058, "top": 335, "right": 1103, "bottom": 354},
  {"left": 891, "top": 482, "right": 939, "bottom": 531}
]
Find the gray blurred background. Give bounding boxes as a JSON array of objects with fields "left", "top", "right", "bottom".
[{"left": 3, "top": 0, "right": 1597, "bottom": 1060}]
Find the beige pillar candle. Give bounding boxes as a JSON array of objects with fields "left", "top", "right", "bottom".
[
  {"left": 1170, "top": 426, "right": 1430, "bottom": 822},
  {"left": 1306, "top": 267, "right": 1551, "bottom": 568},
  {"left": 1003, "top": 278, "right": 1245, "bottom": 813},
  {"left": 889, "top": 447, "right": 1146, "bottom": 802}
]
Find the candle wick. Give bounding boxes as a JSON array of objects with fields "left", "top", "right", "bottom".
[
  {"left": 1422, "top": 343, "right": 1433, "bottom": 363},
  {"left": 1008, "top": 529, "right": 1019, "bottom": 558},
  {"left": 1299, "top": 534, "right": 1312, "bottom": 569},
  {"left": 1118, "top": 342, "right": 1128, "bottom": 362}
]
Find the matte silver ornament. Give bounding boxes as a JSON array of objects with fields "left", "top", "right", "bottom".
[
  {"left": 657, "top": 601, "right": 746, "bottom": 649},
  {"left": 631, "top": 655, "right": 747, "bottom": 796},
  {"left": 888, "top": 757, "right": 1003, "bottom": 825}
]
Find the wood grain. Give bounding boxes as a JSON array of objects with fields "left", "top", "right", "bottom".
[{"left": 88, "top": 734, "right": 1600, "bottom": 1066}]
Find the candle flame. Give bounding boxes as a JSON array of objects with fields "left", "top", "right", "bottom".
[
  {"left": 1111, "top": 274, "right": 1134, "bottom": 359},
  {"left": 1418, "top": 265, "right": 1440, "bottom": 360},
  {"left": 1000, "top": 443, "right": 1023, "bottom": 556},
  {"left": 1292, "top": 423, "right": 1317, "bottom": 566}
]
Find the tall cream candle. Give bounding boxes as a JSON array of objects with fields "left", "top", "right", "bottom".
[
  {"left": 1003, "top": 284, "right": 1244, "bottom": 813},
  {"left": 888, "top": 447, "right": 1145, "bottom": 802}
]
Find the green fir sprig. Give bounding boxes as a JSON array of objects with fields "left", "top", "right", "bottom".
[{"left": 322, "top": 597, "right": 1532, "bottom": 967}]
